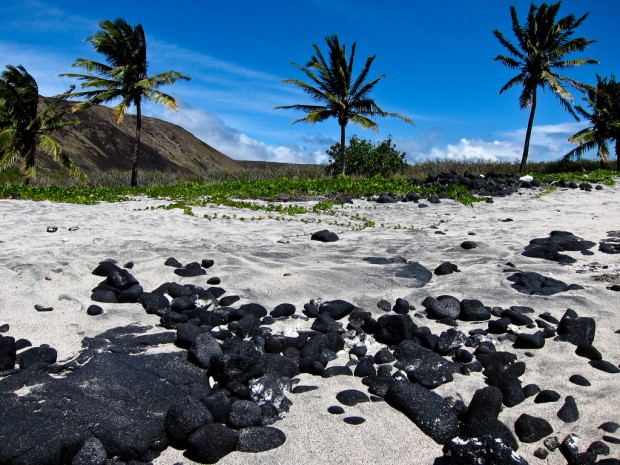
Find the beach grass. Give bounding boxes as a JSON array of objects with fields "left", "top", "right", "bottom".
[{"left": 0, "top": 159, "right": 616, "bottom": 207}]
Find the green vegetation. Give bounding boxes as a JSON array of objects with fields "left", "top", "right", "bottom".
[
  {"left": 494, "top": 1, "right": 597, "bottom": 173},
  {"left": 0, "top": 65, "right": 80, "bottom": 183},
  {"left": 61, "top": 18, "right": 190, "bottom": 187},
  {"left": 564, "top": 74, "right": 620, "bottom": 171},
  {"left": 275, "top": 35, "right": 413, "bottom": 175},
  {"left": 325, "top": 136, "right": 407, "bottom": 177}
]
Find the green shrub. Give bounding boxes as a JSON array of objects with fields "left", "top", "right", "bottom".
[{"left": 325, "top": 136, "right": 408, "bottom": 177}]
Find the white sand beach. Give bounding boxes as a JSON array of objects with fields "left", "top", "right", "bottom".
[{"left": 1, "top": 183, "right": 619, "bottom": 464}]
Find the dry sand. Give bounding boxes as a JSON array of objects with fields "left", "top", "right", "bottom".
[{"left": 0, "top": 182, "right": 619, "bottom": 464}]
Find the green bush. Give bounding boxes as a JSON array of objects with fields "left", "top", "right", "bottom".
[{"left": 325, "top": 136, "right": 408, "bottom": 177}]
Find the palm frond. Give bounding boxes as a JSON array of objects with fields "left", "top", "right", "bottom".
[{"left": 144, "top": 89, "right": 178, "bottom": 111}]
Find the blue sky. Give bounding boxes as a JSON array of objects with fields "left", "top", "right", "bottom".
[{"left": 2, "top": 0, "right": 619, "bottom": 165}]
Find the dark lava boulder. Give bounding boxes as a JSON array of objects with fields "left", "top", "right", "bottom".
[
  {"left": 185, "top": 423, "right": 239, "bottom": 463},
  {"left": 515, "top": 413, "right": 553, "bottom": 442},
  {"left": 557, "top": 310, "right": 596, "bottom": 346},
  {"left": 522, "top": 231, "right": 596, "bottom": 264},
  {"left": 319, "top": 300, "right": 355, "bottom": 320},
  {"left": 311, "top": 230, "right": 339, "bottom": 242},
  {"left": 508, "top": 271, "right": 583, "bottom": 296},
  {"left": 385, "top": 380, "right": 459, "bottom": 445},
  {"left": 374, "top": 314, "right": 416, "bottom": 346},
  {"left": 165, "top": 396, "right": 213, "bottom": 448},
  {"left": 444, "top": 436, "right": 528, "bottom": 465}
]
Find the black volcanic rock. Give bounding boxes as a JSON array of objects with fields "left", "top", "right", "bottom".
[
  {"left": 374, "top": 314, "right": 416, "bottom": 346},
  {"left": 311, "top": 229, "right": 339, "bottom": 242},
  {"left": 522, "top": 231, "right": 596, "bottom": 264},
  {"left": 271, "top": 303, "right": 296, "bottom": 318},
  {"left": 165, "top": 396, "right": 213, "bottom": 448},
  {"left": 508, "top": 271, "right": 583, "bottom": 296},
  {"left": 557, "top": 396, "right": 579, "bottom": 423},
  {"left": 460, "top": 386, "right": 518, "bottom": 451},
  {"left": 460, "top": 241, "right": 478, "bottom": 250},
  {"left": 319, "top": 300, "right": 355, "bottom": 320},
  {"left": 514, "top": 333, "right": 545, "bottom": 349},
  {"left": 515, "top": 414, "right": 553, "bottom": 443},
  {"left": 385, "top": 380, "right": 459, "bottom": 445},
  {"left": 557, "top": 310, "right": 596, "bottom": 346},
  {"left": 434, "top": 262, "right": 459, "bottom": 275},
  {"left": 185, "top": 423, "right": 239, "bottom": 463},
  {"left": 569, "top": 374, "right": 591, "bottom": 386},
  {"left": 227, "top": 400, "right": 262, "bottom": 428},
  {"left": 535, "top": 390, "right": 561, "bottom": 403},
  {"left": 444, "top": 436, "right": 528, "bottom": 465},
  {"left": 459, "top": 299, "right": 491, "bottom": 321},
  {"left": 188, "top": 332, "right": 223, "bottom": 369},
  {"left": 589, "top": 360, "right": 620, "bottom": 373},
  {"left": 426, "top": 296, "right": 461, "bottom": 320},
  {"left": 0, "top": 335, "right": 16, "bottom": 370}
]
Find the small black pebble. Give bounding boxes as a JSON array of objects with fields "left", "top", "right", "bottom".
[
  {"left": 86, "top": 305, "right": 103, "bottom": 316},
  {"left": 523, "top": 384, "right": 541, "bottom": 398},
  {"left": 15, "top": 339, "right": 32, "bottom": 351},
  {"left": 0, "top": 324, "right": 8, "bottom": 333},
  {"left": 292, "top": 385, "right": 318, "bottom": 394},
  {"left": 590, "top": 360, "right": 620, "bottom": 373},
  {"left": 207, "top": 277, "right": 221, "bottom": 285},
  {"left": 343, "top": 416, "right": 366, "bottom": 425},
  {"left": 534, "top": 447, "right": 548, "bottom": 459},
  {"left": 327, "top": 406, "right": 344, "bottom": 415},
  {"left": 557, "top": 396, "right": 579, "bottom": 423},
  {"left": 544, "top": 436, "right": 560, "bottom": 451},
  {"left": 569, "top": 374, "right": 591, "bottom": 386},
  {"left": 587, "top": 440, "right": 610, "bottom": 456},
  {"left": 535, "top": 390, "right": 561, "bottom": 403},
  {"left": 34, "top": 304, "right": 53, "bottom": 312},
  {"left": 600, "top": 422, "right": 620, "bottom": 433},
  {"left": 602, "top": 436, "right": 620, "bottom": 444}
]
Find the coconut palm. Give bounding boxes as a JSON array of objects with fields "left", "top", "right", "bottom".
[
  {"left": 0, "top": 65, "right": 79, "bottom": 183},
  {"left": 61, "top": 18, "right": 190, "bottom": 186},
  {"left": 493, "top": 2, "right": 597, "bottom": 173},
  {"left": 275, "top": 35, "right": 413, "bottom": 175},
  {"left": 564, "top": 74, "right": 620, "bottom": 171}
]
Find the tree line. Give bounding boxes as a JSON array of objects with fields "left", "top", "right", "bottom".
[{"left": 1, "top": 2, "right": 619, "bottom": 185}]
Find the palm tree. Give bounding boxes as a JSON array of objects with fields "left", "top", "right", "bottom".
[
  {"left": 0, "top": 65, "right": 79, "bottom": 183},
  {"left": 564, "top": 74, "right": 620, "bottom": 171},
  {"left": 275, "top": 35, "right": 413, "bottom": 175},
  {"left": 493, "top": 2, "right": 597, "bottom": 173},
  {"left": 61, "top": 18, "right": 190, "bottom": 186}
]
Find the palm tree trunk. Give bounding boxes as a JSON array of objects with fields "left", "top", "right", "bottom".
[
  {"left": 615, "top": 138, "right": 619, "bottom": 172},
  {"left": 340, "top": 122, "right": 346, "bottom": 175},
  {"left": 131, "top": 101, "right": 141, "bottom": 187},
  {"left": 519, "top": 89, "right": 537, "bottom": 174}
]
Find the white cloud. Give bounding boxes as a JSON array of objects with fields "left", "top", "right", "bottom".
[
  {"left": 398, "top": 137, "right": 521, "bottom": 163},
  {"left": 145, "top": 102, "right": 328, "bottom": 164},
  {"left": 398, "top": 121, "right": 593, "bottom": 164}
]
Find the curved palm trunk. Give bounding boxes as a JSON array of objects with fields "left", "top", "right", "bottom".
[
  {"left": 519, "top": 89, "right": 537, "bottom": 174},
  {"left": 131, "top": 101, "right": 141, "bottom": 187},
  {"left": 340, "top": 122, "right": 346, "bottom": 175}
]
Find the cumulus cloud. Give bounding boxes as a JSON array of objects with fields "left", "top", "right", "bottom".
[
  {"left": 146, "top": 102, "right": 329, "bottom": 164},
  {"left": 399, "top": 137, "right": 521, "bottom": 163},
  {"left": 398, "top": 121, "right": 591, "bottom": 164}
]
